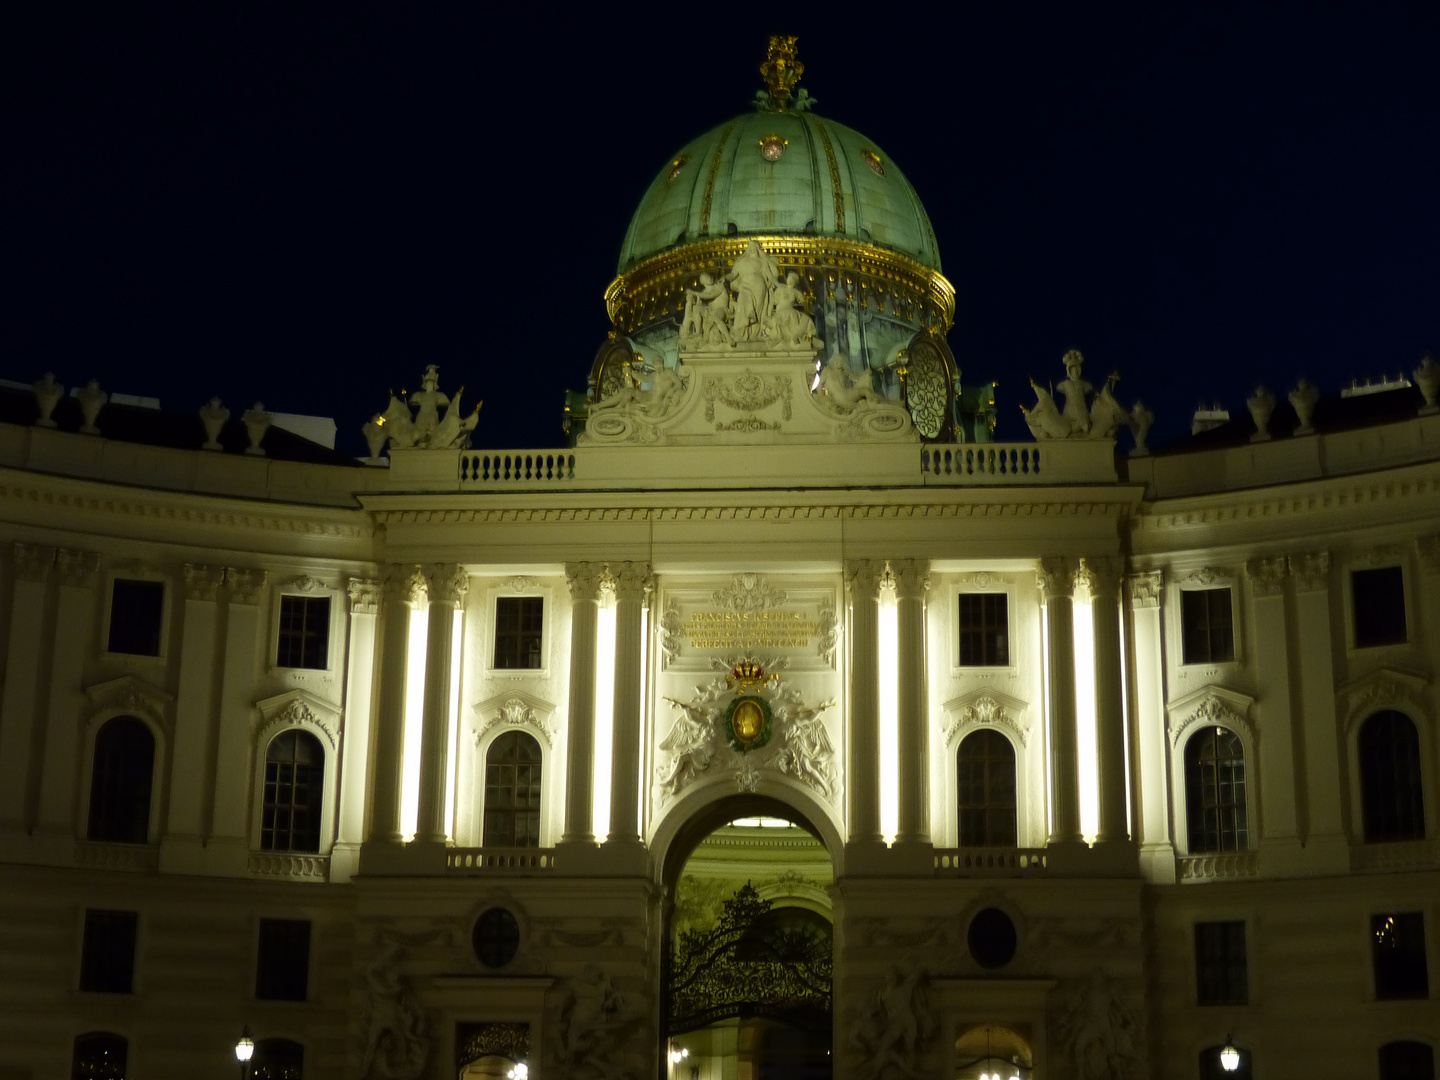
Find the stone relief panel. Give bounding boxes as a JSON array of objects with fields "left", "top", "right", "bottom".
[{"left": 656, "top": 573, "right": 839, "bottom": 674}]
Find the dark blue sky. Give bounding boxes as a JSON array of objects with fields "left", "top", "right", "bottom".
[{"left": 6, "top": 6, "right": 1437, "bottom": 454}]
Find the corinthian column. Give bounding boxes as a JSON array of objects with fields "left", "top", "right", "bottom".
[
  {"left": 0, "top": 544, "right": 54, "bottom": 828},
  {"left": 334, "top": 578, "right": 380, "bottom": 877},
  {"left": 368, "top": 567, "right": 424, "bottom": 843},
  {"left": 1080, "top": 557, "right": 1129, "bottom": 844},
  {"left": 415, "top": 563, "right": 468, "bottom": 844},
  {"left": 1038, "top": 558, "right": 1081, "bottom": 845},
  {"left": 1126, "top": 570, "right": 1173, "bottom": 881},
  {"left": 561, "top": 562, "right": 605, "bottom": 845},
  {"left": 892, "top": 558, "right": 931, "bottom": 846},
  {"left": 606, "top": 562, "right": 650, "bottom": 846},
  {"left": 845, "top": 560, "right": 884, "bottom": 846}
]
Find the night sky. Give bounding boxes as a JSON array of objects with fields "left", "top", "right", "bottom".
[{"left": 6, "top": 7, "right": 1437, "bottom": 456}]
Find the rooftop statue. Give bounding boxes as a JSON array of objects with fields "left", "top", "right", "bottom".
[
  {"left": 1023, "top": 351, "right": 1149, "bottom": 451},
  {"left": 368, "top": 364, "right": 480, "bottom": 453}
]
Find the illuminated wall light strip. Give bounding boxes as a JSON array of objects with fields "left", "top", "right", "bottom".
[
  {"left": 878, "top": 591, "right": 899, "bottom": 845},
  {"left": 400, "top": 606, "right": 430, "bottom": 842},
  {"left": 1072, "top": 599, "right": 1100, "bottom": 844},
  {"left": 1040, "top": 602, "right": 1052, "bottom": 840},
  {"left": 592, "top": 600, "right": 617, "bottom": 841},
  {"left": 637, "top": 605, "right": 650, "bottom": 842},
  {"left": 1118, "top": 601, "right": 1134, "bottom": 834},
  {"left": 443, "top": 609, "right": 463, "bottom": 841}
]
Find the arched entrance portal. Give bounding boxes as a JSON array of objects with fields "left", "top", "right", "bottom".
[{"left": 660, "top": 795, "right": 836, "bottom": 1079}]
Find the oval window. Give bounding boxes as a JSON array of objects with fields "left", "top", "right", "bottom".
[{"left": 472, "top": 907, "right": 521, "bottom": 969}]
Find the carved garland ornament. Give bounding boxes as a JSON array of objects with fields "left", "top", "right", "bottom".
[
  {"left": 704, "top": 370, "right": 793, "bottom": 425},
  {"left": 943, "top": 693, "right": 1030, "bottom": 747},
  {"left": 474, "top": 696, "right": 556, "bottom": 747},
  {"left": 1168, "top": 692, "right": 1254, "bottom": 749}
]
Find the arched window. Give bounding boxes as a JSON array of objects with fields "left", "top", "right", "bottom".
[
  {"left": 957, "top": 729, "right": 1017, "bottom": 847},
  {"left": 87, "top": 717, "right": 155, "bottom": 844},
  {"left": 1185, "top": 726, "right": 1248, "bottom": 853},
  {"left": 71, "top": 1031, "right": 127, "bottom": 1079},
  {"left": 483, "top": 731, "right": 542, "bottom": 847},
  {"left": 1360, "top": 710, "right": 1426, "bottom": 843},
  {"left": 1380, "top": 1041, "right": 1435, "bottom": 1080},
  {"left": 261, "top": 730, "right": 324, "bottom": 853},
  {"left": 253, "top": 1037, "right": 304, "bottom": 1080}
]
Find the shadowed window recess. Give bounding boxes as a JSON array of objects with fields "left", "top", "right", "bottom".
[
  {"left": 80, "top": 910, "right": 138, "bottom": 994},
  {"left": 473, "top": 907, "right": 521, "bottom": 969},
  {"left": 1194, "top": 920, "right": 1247, "bottom": 1005},
  {"left": 958, "top": 592, "right": 1008, "bottom": 666},
  {"left": 483, "top": 731, "right": 542, "bottom": 847},
  {"left": 1185, "top": 726, "right": 1248, "bottom": 853},
  {"left": 255, "top": 918, "right": 311, "bottom": 1002},
  {"left": 252, "top": 1037, "right": 305, "bottom": 1080},
  {"left": 1359, "top": 710, "right": 1426, "bottom": 843},
  {"left": 1352, "top": 566, "right": 1407, "bottom": 648},
  {"left": 107, "top": 578, "right": 164, "bottom": 656},
  {"left": 493, "top": 596, "right": 543, "bottom": 669},
  {"left": 1372, "top": 912, "right": 1429, "bottom": 1000},
  {"left": 1379, "top": 1041, "right": 1436, "bottom": 1080},
  {"left": 261, "top": 729, "right": 324, "bottom": 853},
  {"left": 71, "top": 1032, "right": 127, "bottom": 1080},
  {"left": 87, "top": 717, "right": 154, "bottom": 844},
  {"left": 957, "top": 729, "right": 1017, "bottom": 847},
  {"left": 1181, "top": 587, "right": 1235, "bottom": 664},
  {"left": 276, "top": 594, "right": 330, "bottom": 669}
]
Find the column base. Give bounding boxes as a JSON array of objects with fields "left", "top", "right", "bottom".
[
  {"left": 329, "top": 841, "right": 361, "bottom": 882},
  {"left": 1139, "top": 841, "right": 1177, "bottom": 884},
  {"left": 559, "top": 841, "right": 647, "bottom": 876},
  {"left": 842, "top": 839, "right": 890, "bottom": 876},
  {"left": 887, "top": 839, "right": 936, "bottom": 875},
  {"left": 158, "top": 834, "right": 208, "bottom": 875},
  {"left": 358, "top": 839, "right": 446, "bottom": 876},
  {"left": 1302, "top": 833, "right": 1351, "bottom": 874},
  {"left": 1259, "top": 836, "right": 1305, "bottom": 876}
]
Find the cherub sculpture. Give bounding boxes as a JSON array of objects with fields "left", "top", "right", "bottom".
[{"left": 816, "top": 353, "right": 885, "bottom": 412}]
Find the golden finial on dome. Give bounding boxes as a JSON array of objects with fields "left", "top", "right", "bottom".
[{"left": 759, "top": 35, "right": 803, "bottom": 112}]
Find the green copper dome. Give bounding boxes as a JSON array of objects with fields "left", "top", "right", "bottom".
[{"left": 619, "top": 109, "right": 941, "bottom": 273}]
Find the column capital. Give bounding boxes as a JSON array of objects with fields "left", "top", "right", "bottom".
[
  {"left": 1035, "top": 558, "right": 1075, "bottom": 601},
  {"left": 844, "top": 559, "right": 885, "bottom": 598},
  {"left": 608, "top": 561, "right": 652, "bottom": 602},
  {"left": 57, "top": 548, "right": 101, "bottom": 589},
  {"left": 383, "top": 564, "right": 427, "bottom": 606},
  {"left": 183, "top": 562, "right": 225, "bottom": 601},
  {"left": 888, "top": 558, "right": 930, "bottom": 600},
  {"left": 1415, "top": 535, "right": 1440, "bottom": 574},
  {"left": 347, "top": 577, "right": 381, "bottom": 614},
  {"left": 1246, "top": 556, "right": 1288, "bottom": 597},
  {"left": 12, "top": 542, "right": 55, "bottom": 583},
  {"left": 1125, "top": 570, "right": 1164, "bottom": 609},
  {"left": 1075, "top": 556, "right": 1123, "bottom": 600},
  {"left": 1289, "top": 550, "right": 1330, "bottom": 593},
  {"left": 565, "top": 561, "right": 607, "bottom": 602},
  {"left": 426, "top": 563, "right": 470, "bottom": 607},
  {"left": 226, "top": 568, "right": 267, "bottom": 605}
]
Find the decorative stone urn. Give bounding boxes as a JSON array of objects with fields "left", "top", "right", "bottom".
[
  {"left": 1247, "top": 385, "right": 1275, "bottom": 442},
  {"left": 32, "top": 373, "right": 63, "bottom": 427},
  {"left": 1288, "top": 378, "right": 1319, "bottom": 434},
  {"left": 242, "top": 402, "right": 271, "bottom": 456},
  {"left": 199, "top": 397, "right": 229, "bottom": 450},
  {"left": 1416, "top": 354, "right": 1439, "bottom": 415},
  {"left": 76, "top": 380, "right": 107, "bottom": 435}
]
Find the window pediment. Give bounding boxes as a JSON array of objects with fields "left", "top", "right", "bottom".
[
  {"left": 253, "top": 689, "right": 341, "bottom": 749},
  {"left": 84, "top": 675, "right": 173, "bottom": 729},
  {"left": 942, "top": 687, "right": 1030, "bottom": 746},
  {"left": 471, "top": 690, "right": 558, "bottom": 747},
  {"left": 1338, "top": 666, "right": 1429, "bottom": 733},
  {"left": 1166, "top": 684, "right": 1255, "bottom": 748}
]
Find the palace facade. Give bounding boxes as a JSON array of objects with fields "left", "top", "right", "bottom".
[{"left": 1, "top": 38, "right": 1437, "bottom": 1080}]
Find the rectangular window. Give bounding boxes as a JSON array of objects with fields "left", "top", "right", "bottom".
[
  {"left": 1353, "top": 567, "right": 1407, "bottom": 648},
  {"left": 276, "top": 595, "right": 331, "bottom": 669},
  {"left": 107, "top": 579, "right": 165, "bottom": 656},
  {"left": 958, "top": 593, "right": 1008, "bottom": 666},
  {"left": 1181, "top": 588, "right": 1235, "bottom": 664},
  {"left": 255, "top": 918, "right": 311, "bottom": 1001},
  {"left": 1194, "top": 920, "right": 1248, "bottom": 1005},
  {"left": 1373, "top": 912, "right": 1429, "bottom": 1000},
  {"left": 493, "top": 596, "right": 544, "bottom": 669},
  {"left": 79, "top": 909, "right": 138, "bottom": 994}
]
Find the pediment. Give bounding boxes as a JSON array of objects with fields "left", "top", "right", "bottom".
[
  {"left": 471, "top": 689, "right": 558, "bottom": 746},
  {"left": 1337, "top": 666, "right": 1430, "bottom": 732},
  {"left": 941, "top": 686, "right": 1031, "bottom": 746},
  {"left": 85, "top": 675, "right": 174, "bottom": 728},
  {"left": 1166, "top": 683, "right": 1255, "bottom": 747},
  {"left": 253, "top": 689, "right": 342, "bottom": 749}
]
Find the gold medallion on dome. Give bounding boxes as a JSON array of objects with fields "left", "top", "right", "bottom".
[
  {"left": 667, "top": 155, "right": 688, "bottom": 182},
  {"left": 862, "top": 149, "right": 885, "bottom": 176},
  {"left": 724, "top": 695, "right": 773, "bottom": 752},
  {"left": 758, "top": 135, "right": 788, "bottom": 162}
]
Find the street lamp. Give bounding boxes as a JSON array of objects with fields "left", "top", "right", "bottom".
[
  {"left": 1219, "top": 1036, "right": 1241, "bottom": 1072},
  {"left": 506, "top": 1064, "right": 528, "bottom": 1080},
  {"left": 234, "top": 1026, "right": 254, "bottom": 1080}
]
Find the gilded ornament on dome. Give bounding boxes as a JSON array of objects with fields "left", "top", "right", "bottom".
[
  {"left": 667, "top": 155, "right": 688, "bottom": 182},
  {"left": 862, "top": 149, "right": 885, "bottom": 176},
  {"left": 758, "top": 134, "right": 787, "bottom": 162},
  {"left": 758, "top": 35, "right": 804, "bottom": 112},
  {"left": 903, "top": 339, "right": 949, "bottom": 439}
]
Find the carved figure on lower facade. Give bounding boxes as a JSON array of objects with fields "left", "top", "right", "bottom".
[
  {"left": 815, "top": 353, "right": 885, "bottom": 413},
  {"left": 852, "top": 967, "right": 935, "bottom": 1080},
  {"left": 1057, "top": 968, "right": 1144, "bottom": 1080},
  {"left": 774, "top": 693, "right": 838, "bottom": 798},
  {"left": 655, "top": 696, "right": 719, "bottom": 796},
  {"left": 555, "top": 965, "right": 638, "bottom": 1079},
  {"left": 359, "top": 942, "right": 429, "bottom": 1080}
]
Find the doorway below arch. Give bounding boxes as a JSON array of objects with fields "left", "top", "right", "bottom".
[
  {"left": 955, "top": 1024, "right": 1034, "bottom": 1080},
  {"left": 662, "top": 796, "right": 835, "bottom": 1079}
]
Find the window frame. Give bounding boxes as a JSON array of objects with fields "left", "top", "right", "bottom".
[
  {"left": 1346, "top": 701, "right": 1434, "bottom": 846},
  {"left": 946, "top": 577, "right": 1020, "bottom": 677},
  {"left": 1182, "top": 725, "right": 1251, "bottom": 854},
  {"left": 248, "top": 715, "right": 338, "bottom": 860},
  {"left": 77, "top": 709, "right": 166, "bottom": 847},
  {"left": 1193, "top": 918, "right": 1250, "bottom": 1006},
  {"left": 1346, "top": 560, "right": 1413, "bottom": 653},
  {"left": 939, "top": 689, "right": 1035, "bottom": 849},
  {"left": 259, "top": 728, "right": 327, "bottom": 854},
  {"left": 100, "top": 568, "right": 172, "bottom": 665},
  {"left": 1170, "top": 575, "right": 1243, "bottom": 671},
  {"left": 253, "top": 916, "right": 313, "bottom": 1003},
  {"left": 470, "top": 716, "right": 556, "bottom": 848},
  {"left": 480, "top": 728, "right": 545, "bottom": 848},
  {"left": 268, "top": 582, "right": 343, "bottom": 675},
  {"left": 1168, "top": 704, "right": 1258, "bottom": 858},
  {"left": 1370, "top": 910, "right": 1431, "bottom": 1002},
  {"left": 1178, "top": 586, "right": 1237, "bottom": 666},
  {"left": 77, "top": 908, "right": 140, "bottom": 996},
  {"left": 480, "top": 580, "right": 554, "bottom": 676},
  {"left": 955, "top": 727, "right": 1019, "bottom": 848}
]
